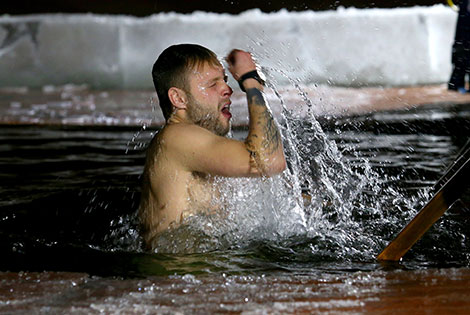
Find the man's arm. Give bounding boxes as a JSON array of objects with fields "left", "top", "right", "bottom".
[
  {"left": 243, "top": 86, "right": 284, "bottom": 175},
  {"left": 228, "top": 50, "right": 285, "bottom": 175}
]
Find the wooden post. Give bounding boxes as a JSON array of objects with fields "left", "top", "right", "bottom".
[{"left": 377, "top": 140, "right": 470, "bottom": 261}]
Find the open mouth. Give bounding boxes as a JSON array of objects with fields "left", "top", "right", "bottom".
[{"left": 221, "top": 102, "right": 232, "bottom": 119}]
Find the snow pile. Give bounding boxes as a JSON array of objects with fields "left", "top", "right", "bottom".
[{"left": 0, "top": 5, "right": 457, "bottom": 88}]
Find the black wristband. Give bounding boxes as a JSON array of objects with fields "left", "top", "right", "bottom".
[{"left": 237, "top": 70, "right": 265, "bottom": 92}]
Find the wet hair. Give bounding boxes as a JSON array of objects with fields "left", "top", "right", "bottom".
[{"left": 152, "top": 44, "right": 221, "bottom": 121}]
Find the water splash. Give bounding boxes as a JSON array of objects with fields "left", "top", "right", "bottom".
[
  {"left": 121, "top": 43, "right": 466, "bottom": 262},
  {"left": 125, "top": 97, "right": 158, "bottom": 154},
  {"left": 147, "top": 66, "right": 417, "bottom": 261}
]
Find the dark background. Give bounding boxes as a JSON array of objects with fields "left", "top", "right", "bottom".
[{"left": 1, "top": 0, "right": 445, "bottom": 16}]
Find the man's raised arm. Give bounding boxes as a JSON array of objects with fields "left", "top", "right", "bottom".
[{"left": 227, "top": 50, "right": 286, "bottom": 176}]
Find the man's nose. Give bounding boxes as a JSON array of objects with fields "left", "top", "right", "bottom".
[{"left": 221, "top": 82, "right": 233, "bottom": 97}]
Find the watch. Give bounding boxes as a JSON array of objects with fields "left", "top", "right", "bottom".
[{"left": 237, "top": 70, "right": 266, "bottom": 92}]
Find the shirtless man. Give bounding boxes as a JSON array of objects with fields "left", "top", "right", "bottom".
[{"left": 139, "top": 44, "right": 286, "bottom": 250}]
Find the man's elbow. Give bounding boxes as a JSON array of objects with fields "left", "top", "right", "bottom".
[
  {"left": 264, "top": 155, "right": 286, "bottom": 176},
  {"left": 274, "top": 156, "right": 287, "bottom": 174}
]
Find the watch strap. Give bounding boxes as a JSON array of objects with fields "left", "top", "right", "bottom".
[{"left": 237, "top": 70, "right": 265, "bottom": 92}]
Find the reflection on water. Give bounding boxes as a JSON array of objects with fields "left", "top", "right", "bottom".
[
  {"left": 2, "top": 267, "right": 470, "bottom": 313},
  {"left": 1, "top": 103, "right": 470, "bottom": 312}
]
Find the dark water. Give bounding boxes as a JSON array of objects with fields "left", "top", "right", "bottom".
[{"left": 1, "top": 103, "right": 470, "bottom": 280}]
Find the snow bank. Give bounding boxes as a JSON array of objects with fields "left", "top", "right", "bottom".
[{"left": 0, "top": 5, "right": 457, "bottom": 88}]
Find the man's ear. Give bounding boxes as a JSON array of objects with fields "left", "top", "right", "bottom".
[{"left": 168, "top": 87, "right": 188, "bottom": 110}]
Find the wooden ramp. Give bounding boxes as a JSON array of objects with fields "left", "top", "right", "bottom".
[{"left": 377, "top": 140, "right": 470, "bottom": 261}]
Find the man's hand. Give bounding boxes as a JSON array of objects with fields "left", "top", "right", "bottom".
[{"left": 226, "top": 49, "right": 257, "bottom": 81}]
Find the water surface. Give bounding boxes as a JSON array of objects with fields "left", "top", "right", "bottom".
[{"left": 1, "top": 103, "right": 470, "bottom": 313}]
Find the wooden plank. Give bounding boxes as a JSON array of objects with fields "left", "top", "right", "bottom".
[
  {"left": 377, "top": 141, "right": 470, "bottom": 261},
  {"left": 433, "top": 140, "right": 470, "bottom": 193}
]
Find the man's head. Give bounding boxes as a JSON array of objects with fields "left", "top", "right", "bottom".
[{"left": 152, "top": 44, "right": 232, "bottom": 133}]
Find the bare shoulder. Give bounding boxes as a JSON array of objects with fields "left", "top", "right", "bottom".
[
  {"left": 162, "top": 123, "right": 222, "bottom": 150},
  {"left": 149, "top": 123, "right": 200, "bottom": 148},
  {"left": 163, "top": 122, "right": 214, "bottom": 137},
  {"left": 144, "top": 124, "right": 205, "bottom": 173}
]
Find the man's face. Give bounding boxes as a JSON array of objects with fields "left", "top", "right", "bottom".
[{"left": 185, "top": 62, "right": 233, "bottom": 136}]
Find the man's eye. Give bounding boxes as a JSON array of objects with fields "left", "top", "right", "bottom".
[{"left": 224, "top": 75, "right": 228, "bottom": 82}]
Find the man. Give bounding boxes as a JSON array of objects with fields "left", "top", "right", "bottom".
[
  {"left": 139, "top": 44, "right": 286, "bottom": 250},
  {"left": 449, "top": 0, "right": 470, "bottom": 93}
]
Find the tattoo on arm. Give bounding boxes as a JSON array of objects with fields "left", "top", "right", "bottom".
[{"left": 245, "top": 88, "right": 282, "bottom": 155}]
